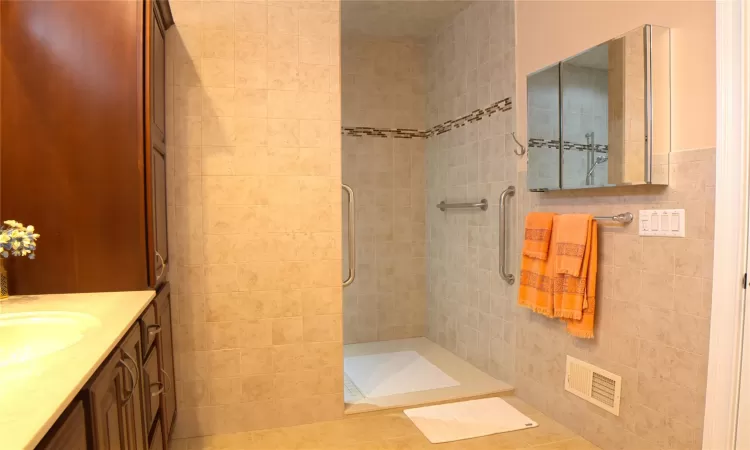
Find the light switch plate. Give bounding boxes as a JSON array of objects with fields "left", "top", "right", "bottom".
[{"left": 638, "top": 209, "right": 685, "bottom": 237}]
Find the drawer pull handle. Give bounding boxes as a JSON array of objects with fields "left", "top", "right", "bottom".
[
  {"left": 161, "top": 368, "right": 172, "bottom": 394},
  {"left": 147, "top": 324, "right": 162, "bottom": 336},
  {"left": 118, "top": 350, "right": 140, "bottom": 403},
  {"left": 155, "top": 251, "right": 165, "bottom": 280},
  {"left": 150, "top": 382, "right": 165, "bottom": 397}
]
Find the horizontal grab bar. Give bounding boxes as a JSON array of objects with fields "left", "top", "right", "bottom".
[{"left": 436, "top": 199, "right": 488, "bottom": 212}]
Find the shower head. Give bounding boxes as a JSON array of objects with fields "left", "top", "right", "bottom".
[{"left": 587, "top": 154, "right": 608, "bottom": 178}]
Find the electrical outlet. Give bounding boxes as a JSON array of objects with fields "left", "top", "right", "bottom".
[{"left": 638, "top": 209, "right": 685, "bottom": 237}]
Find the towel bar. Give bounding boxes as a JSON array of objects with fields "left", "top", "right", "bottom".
[{"left": 593, "top": 213, "right": 633, "bottom": 224}]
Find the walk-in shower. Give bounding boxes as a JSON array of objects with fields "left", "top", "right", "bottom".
[{"left": 340, "top": 0, "right": 517, "bottom": 413}]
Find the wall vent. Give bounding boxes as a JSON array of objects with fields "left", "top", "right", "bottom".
[{"left": 564, "top": 355, "right": 622, "bottom": 416}]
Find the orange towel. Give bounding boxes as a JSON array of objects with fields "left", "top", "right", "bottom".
[
  {"left": 554, "top": 214, "right": 592, "bottom": 277},
  {"left": 554, "top": 217, "right": 598, "bottom": 339},
  {"left": 523, "top": 212, "right": 556, "bottom": 260},
  {"left": 518, "top": 213, "right": 558, "bottom": 317},
  {"left": 518, "top": 213, "right": 598, "bottom": 339}
]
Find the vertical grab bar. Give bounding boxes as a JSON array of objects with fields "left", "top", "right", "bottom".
[
  {"left": 499, "top": 186, "right": 516, "bottom": 285},
  {"left": 342, "top": 184, "right": 356, "bottom": 287}
]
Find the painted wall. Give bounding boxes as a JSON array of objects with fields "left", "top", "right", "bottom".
[
  {"left": 515, "top": 0, "right": 715, "bottom": 154},
  {"left": 165, "top": 0, "right": 343, "bottom": 437}
]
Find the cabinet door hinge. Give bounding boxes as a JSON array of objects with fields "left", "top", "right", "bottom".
[{"left": 743, "top": 273, "right": 747, "bottom": 289}]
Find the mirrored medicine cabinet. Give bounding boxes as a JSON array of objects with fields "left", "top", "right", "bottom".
[{"left": 526, "top": 24, "right": 670, "bottom": 191}]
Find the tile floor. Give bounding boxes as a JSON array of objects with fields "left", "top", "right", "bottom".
[{"left": 170, "top": 396, "right": 601, "bottom": 450}]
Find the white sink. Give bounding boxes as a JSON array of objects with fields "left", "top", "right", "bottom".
[{"left": 0, "top": 312, "right": 101, "bottom": 367}]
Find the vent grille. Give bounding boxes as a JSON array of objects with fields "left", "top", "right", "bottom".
[{"left": 564, "top": 356, "right": 621, "bottom": 415}]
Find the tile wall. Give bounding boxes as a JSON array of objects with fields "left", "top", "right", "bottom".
[
  {"left": 424, "top": 1, "right": 517, "bottom": 382},
  {"left": 341, "top": 37, "right": 427, "bottom": 344},
  {"left": 424, "top": 2, "right": 715, "bottom": 450},
  {"left": 513, "top": 149, "right": 714, "bottom": 450},
  {"left": 165, "top": 0, "right": 343, "bottom": 437}
]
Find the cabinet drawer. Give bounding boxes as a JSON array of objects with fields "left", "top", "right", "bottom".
[
  {"left": 149, "top": 417, "right": 164, "bottom": 450},
  {"left": 140, "top": 302, "right": 159, "bottom": 357},
  {"left": 144, "top": 347, "right": 161, "bottom": 429}
]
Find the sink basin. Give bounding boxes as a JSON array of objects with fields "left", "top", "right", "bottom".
[{"left": 0, "top": 312, "right": 101, "bottom": 367}]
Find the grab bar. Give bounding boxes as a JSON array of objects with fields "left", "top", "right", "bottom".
[
  {"left": 342, "top": 184, "right": 356, "bottom": 287},
  {"left": 437, "top": 199, "right": 488, "bottom": 211},
  {"left": 499, "top": 186, "right": 515, "bottom": 285}
]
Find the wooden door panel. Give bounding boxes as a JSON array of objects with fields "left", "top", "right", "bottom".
[
  {"left": 89, "top": 355, "right": 127, "bottom": 449},
  {"left": 151, "top": 148, "right": 168, "bottom": 286},
  {"left": 156, "top": 283, "right": 176, "bottom": 440},
  {"left": 120, "top": 324, "right": 145, "bottom": 450},
  {"left": 0, "top": 0, "right": 148, "bottom": 294},
  {"left": 151, "top": 9, "right": 165, "bottom": 143}
]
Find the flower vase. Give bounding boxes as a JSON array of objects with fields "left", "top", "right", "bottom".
[{"left": 0, "top": 259, "right": 8, "bottom": 300}]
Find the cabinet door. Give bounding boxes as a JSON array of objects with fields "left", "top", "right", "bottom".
[
  {"left": 37, "top": 399, "right": 89, "bottom": 450},
  {"left": 156, "top": 283, "right": 177, "bottom": 440},
  {"left": 88, "top": 354, "right": 128, "bottom": 449},
  {"left": 151, "top": 147, "right": 168, "bottom": 286},
  {"left": 120, "top": 324, "right": 146, "bottom": 449},
  {"left": 151, "top": 6, "right": 166, "bottom": 144}
]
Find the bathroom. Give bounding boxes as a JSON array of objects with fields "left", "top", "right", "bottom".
[{"left": 0, "top": 0, "right": 739, "bottom": 449}]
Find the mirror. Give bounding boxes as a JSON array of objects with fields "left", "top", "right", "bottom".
[
  {"left": 527, "top": 64, "right": 560, "bottom": 191},
  {"left": 526, "top": 25, "right": 670, "bottom": 191}
]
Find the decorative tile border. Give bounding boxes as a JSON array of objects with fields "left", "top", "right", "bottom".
[
  {"left": 341, "top": 97, "right": 513, "bottom": 139},
  {"left": 341, "top": 127, "right": 428, "bottom": 139},
  {"left": 427, "top": 97, "right": 512, "bottom": 137},
  {"left": 528, "top": 138, "right": 608, "bottom": 153}
]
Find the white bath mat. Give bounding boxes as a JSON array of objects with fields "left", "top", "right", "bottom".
[
  {"left": 344, "top": 351, "right": 460, "bottom": 398},
  {"left": 404, "top": 397, "right": 538, "bottom": 443}
]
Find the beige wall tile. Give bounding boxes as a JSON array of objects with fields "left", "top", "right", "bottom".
[
  {"left": 235, "top": 89, "right": 268, "bottom": 118},
  {"left": 202, "top": 88, "right": 235, "bottom": 117},
  {"left": 240, "top": 348, "right": 273, "bottom": 375},
  {"left": 268, "top": 4, "right": 299, "bottom": 36},
  {"left": 201, "top": 2, "right": 234, "bottom": 30},
  {"left": 202, "top": 58, "right": 235, "bottom": 87},
  {"left": 235, "top": 117, "right": 269, "bottom": 146},
  {"left": 267, "top": 33, "right": 298, "bottom": 63},
  {"left": 303, "top": 314, "right": 342, "bottom": 342},
  {"left": 203, "top": 29, "right": 234, "bottom": 60},
  {"left": 241, "top": 375, "right": 275, "bottom": 402},
  {"left": 235, "top": 2, "right": 267, "bottom": 33},
  {"left": 272, "top": 317, "right": 304, "bottom": 345},
  {"left": 208, "top": 377, "right": 242, "bottom": 405},
  {"left": 235, "top": 31, "right": 267, "bottom": 62},
  {"left": 206, "top": 349, "right": 241, "bottom": 378},
  {"left": 235, "top": 61, "right": 267, "bottom": 89},
  {"left": 241, "top": 319, "right": 274, "bottom": 349}
]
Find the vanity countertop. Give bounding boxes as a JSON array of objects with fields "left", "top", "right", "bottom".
[{"left": 0, "top": 290, "right": 156, "bottom": 449}]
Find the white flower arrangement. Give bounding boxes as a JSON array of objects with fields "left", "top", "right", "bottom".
[{"left": 0, "top": 220, "right": 39, "bottom": 259}]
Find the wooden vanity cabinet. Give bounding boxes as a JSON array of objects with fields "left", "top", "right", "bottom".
[
  {"left": 37, "top": 287, "right": 176, "bottom": 450},
  {"left": 0, "top": 0, "right": 174, "bottom": 294}
]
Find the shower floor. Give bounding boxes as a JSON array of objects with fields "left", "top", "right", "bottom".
[{"left": 343, "top": 337, "right": 514, "bottom": 414}]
